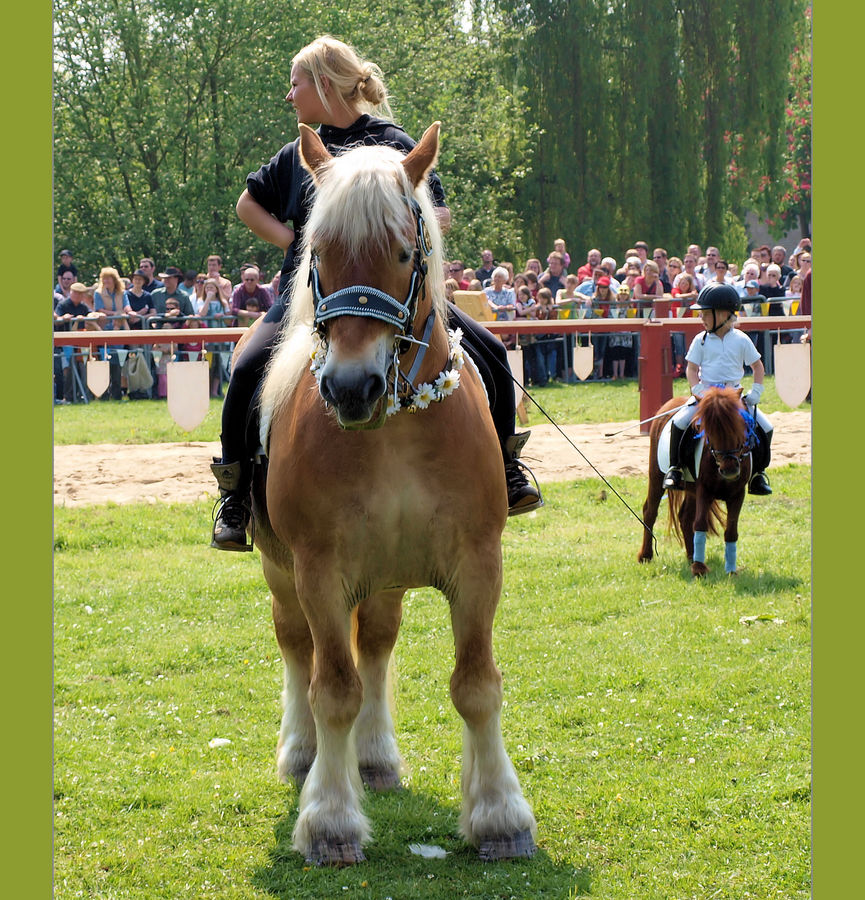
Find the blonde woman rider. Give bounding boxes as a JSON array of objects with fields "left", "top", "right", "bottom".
[{"left": 211, "top": 36, "right": 541, "bottom": 550}]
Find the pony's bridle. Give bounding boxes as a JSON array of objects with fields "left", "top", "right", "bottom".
[
  {"left": 310, "top": 197, "right": 433, "bottom": 341},
  {"left": 706, "top": 440, "right": 750, "bottom": 466},
  {"left": 700, "top": 405, "right": 757, "bottom": 468}
]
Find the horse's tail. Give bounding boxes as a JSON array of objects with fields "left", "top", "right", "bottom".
[{"left": 665, "top": 490, "right": 725, "bottom": 544}]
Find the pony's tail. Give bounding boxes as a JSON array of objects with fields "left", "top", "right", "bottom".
[{"left": 666, "top": 491, "right": 725, "bottom": 544}]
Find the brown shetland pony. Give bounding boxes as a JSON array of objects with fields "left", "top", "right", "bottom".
[
  {"left": 638, "top": 387, "right": 752, "bottom": 578},
  {"left": 244, "top": 123, "right": 536, "bottom": 866}
]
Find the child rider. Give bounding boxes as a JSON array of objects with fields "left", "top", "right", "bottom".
[{"left": 662, "top": 281, "right": 773, "bottom": 495}]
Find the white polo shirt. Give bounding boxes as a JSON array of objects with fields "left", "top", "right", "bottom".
[{"left": 685, "top": 327, "right": 761, "bottom": 386}]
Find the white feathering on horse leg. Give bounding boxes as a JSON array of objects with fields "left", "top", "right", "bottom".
[
  {"left": 276, "top": 656, "right": 317, "bottom": 785},
  {"left": 354, "top": 655, "right": 402, "bottom": 786},
  {"left": 459, "top": 715, "right": 538, "bottom": 846},
  {"left": 292, "top": 727, "right": 371, "bottom": 857},
  {"left": 352, "top": 591, "right": 404, "bottom": 787}
]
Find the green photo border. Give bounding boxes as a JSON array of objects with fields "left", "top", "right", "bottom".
[
  {"left": 5, "top": 2, "right": 53, "bottom": 894},
  {"left": 813, "top": 4, "right": 853, "bottom": 897}
]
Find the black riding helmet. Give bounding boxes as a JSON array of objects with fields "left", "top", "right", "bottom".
[
  {"left": 691, "top": 281, "right": 740, "bottom": 338},
  {"left": 690, "top": 281, "right": 741, "bottom": 313}
]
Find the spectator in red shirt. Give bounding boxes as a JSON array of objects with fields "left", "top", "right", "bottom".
[
  {"left": 447, "top": 260, "right": 470, "bottom": 289},
  {"left": 576, "top": 248, "right": 602, "bottom": 283}
]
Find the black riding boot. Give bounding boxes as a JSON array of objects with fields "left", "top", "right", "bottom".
[
  {"left": 663, "top": 423, "right": 687, "bottom": 491},
  {"left": 749, "top": 427, "right": 773, "bottom": 495},
  {"left": 211, "top": 459, "right": 253, "bottom": 551},
  {"left": 504, "top": 431, "right": 543, "bottom": 515}
]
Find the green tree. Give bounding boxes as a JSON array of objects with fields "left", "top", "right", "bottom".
[
  {"left": 53, "top": 0, "right": 307, "bottom": 280},
  {"left": 53, "top": 0, "right": 809, "bottom": 282}
]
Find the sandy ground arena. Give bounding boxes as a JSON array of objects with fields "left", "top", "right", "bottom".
[{"left": 53, "top": 410, "right": 811, "bottom": 508}]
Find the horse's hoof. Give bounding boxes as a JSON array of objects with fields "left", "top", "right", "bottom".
[
  {"left": 727, "top": 570, "right": 738, "bottom": 578},
  {"left": 691, "top": 563, "right": 709, "bottom": 578},
  {"left": 306, "top": 838, "right": 366, "bottom": 867},
  {"left": 477, "top": 830, "right": 537, "bottom": 861},
  {"left": 637, "top": 553, "right": 652, "bottom": 564},
  {"left": 360, "top": 766, "right": 401, "bottom": 791}
]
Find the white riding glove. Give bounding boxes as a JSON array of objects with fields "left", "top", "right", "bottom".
[
  {"left": 691, "top": 382, "right": 707, "bottom": 399},
  {"left": 743, "top": 382, "right": 764, "bottom": 409}
]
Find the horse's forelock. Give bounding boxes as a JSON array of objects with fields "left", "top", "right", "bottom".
[{"left": 306, "top": 146, "right": 416, "bottom": 263}]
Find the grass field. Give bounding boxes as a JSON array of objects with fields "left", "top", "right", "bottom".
[
  {"left": 54, "top": 462, "right": 811, "bottom": 898},
  {"left": 52, "top": 374, "right": 808, "bottom": 445}
]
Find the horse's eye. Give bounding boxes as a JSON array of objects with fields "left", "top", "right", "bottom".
[{"left": 398, "top": 249, "right": 412, "bottom": 264}]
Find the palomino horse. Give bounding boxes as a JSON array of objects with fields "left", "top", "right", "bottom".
[
  {"left": 248, "top": 123, "right": 536, "bottom": 865},
  {"left": 638, "top": 387, "right": 755, "bottom": 577}
]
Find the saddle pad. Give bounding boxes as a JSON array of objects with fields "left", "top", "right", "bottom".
[{"left": 657, "top": 418, "right": 703, "bottom": 483}]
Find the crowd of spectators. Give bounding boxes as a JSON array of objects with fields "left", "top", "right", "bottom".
[
  {"left": 445, "top": 237, "right": 811, "bottom": 385},
  {"left": 52, "top": 251, "right": 282, "bottom": 404},
  {"left": 52, "top": 237, "right": 811, "bottom": 403}
]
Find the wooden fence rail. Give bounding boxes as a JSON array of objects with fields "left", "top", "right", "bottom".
[{"left": 54, "top": 315, "right": 811, "bottom": 433}]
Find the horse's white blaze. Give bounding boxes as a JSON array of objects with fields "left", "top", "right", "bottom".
[{"left": 319, "top": 331, "right": 391, "bottom": 391}]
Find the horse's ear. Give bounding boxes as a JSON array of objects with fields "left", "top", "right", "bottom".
[
  {"left": 298, "top": 123, "right": 332, "bottom": 183},
  {"left": 402, "top": 121, "right": 440, "bottom": 188},
  {"left": 736, "top": 387, "right": 744, "bottom": 398}
]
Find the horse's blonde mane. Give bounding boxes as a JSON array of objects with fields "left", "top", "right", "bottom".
[{"left": 260, "top": 142, "right": 447, "bottom": 428}]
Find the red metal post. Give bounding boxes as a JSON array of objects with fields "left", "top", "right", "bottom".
[{"left": 637, "top": 322, "right": 673, "bottom": 433}]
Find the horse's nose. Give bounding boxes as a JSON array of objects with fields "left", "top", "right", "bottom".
[
  {"left": 319, "top": 368, "right": 387, "bottom": 425},
  {"left": 319, "top": 371, "right": 385, "bottom": 405}
]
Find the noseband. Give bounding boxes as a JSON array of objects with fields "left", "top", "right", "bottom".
[
  {"left": 310, "top": 197, "right": 433, "bottom": 340},
  {"left": 707, "top": 441, "right": 749, "bottom": 466}
]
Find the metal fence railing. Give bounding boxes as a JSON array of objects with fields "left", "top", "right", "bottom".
[{"left": 53, "top": 312, "right": 811, "bottom": 427}]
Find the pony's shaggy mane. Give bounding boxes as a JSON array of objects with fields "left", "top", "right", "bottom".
[
  {"left": 259, "top": 141, "right": 447, "bottom": 432},
  {"left": 695, "top": 387, "right": 745, "bottom": 447}
]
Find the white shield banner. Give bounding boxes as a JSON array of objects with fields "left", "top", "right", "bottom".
[
  {"left": 573, "top": 337, "right": 594, "bottom": 381},
  {"left": 506, "top": 348, "right": 524, "bottom": 405},
  {"left": 86, "top": 358, "right": 110, "bottom": 398},
  {"left": 773, "top": 342, "right": 811, "bottom": 409},
  {"left": 167, "top": 360, "right": 210, "bottom": 431}
]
